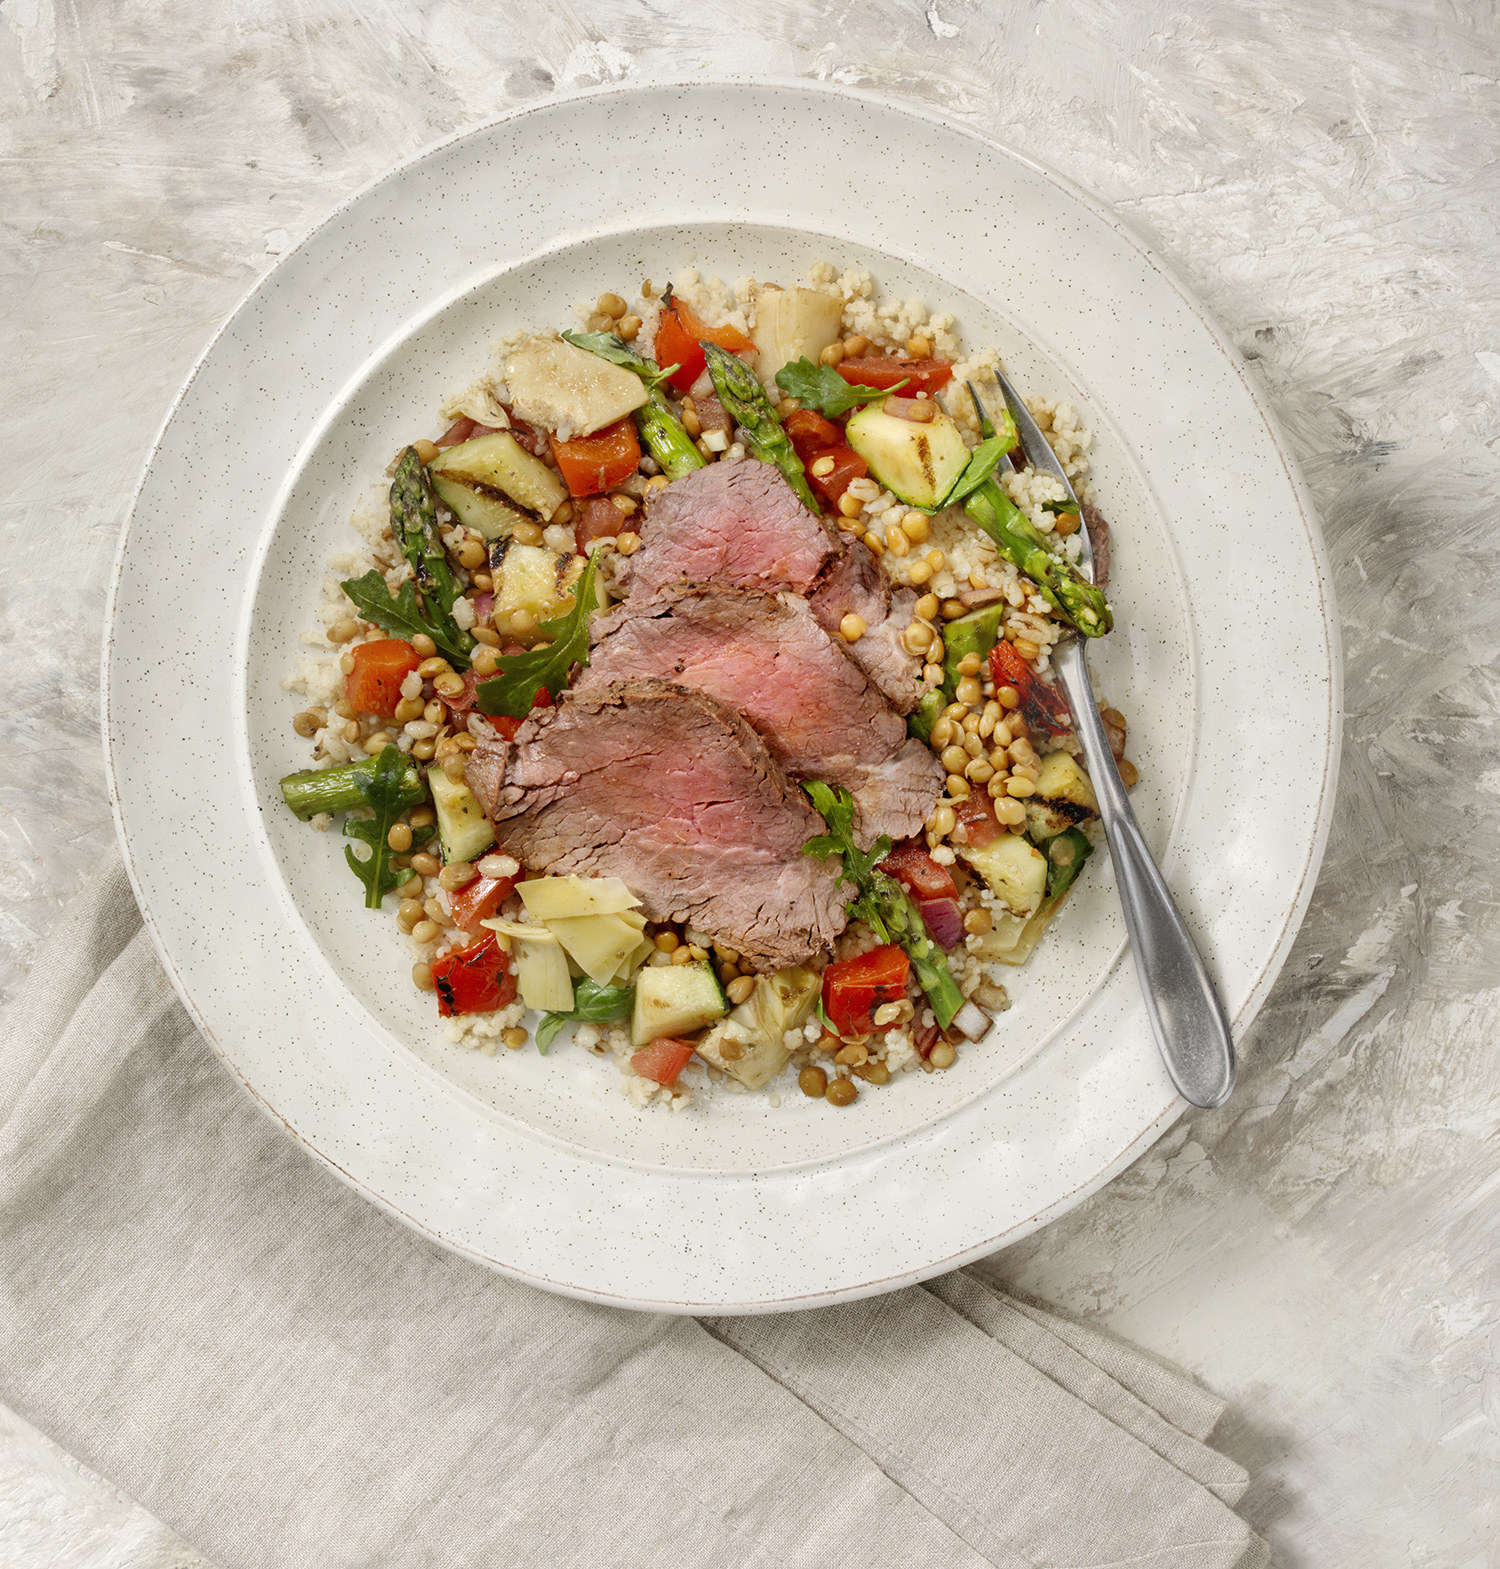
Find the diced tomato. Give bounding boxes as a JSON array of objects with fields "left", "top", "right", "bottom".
[
  {"left": 835, "top": 357, "right": 954, "bottom": 396},
  {"left": 489, "top": 686, "right": 553, "bottom": 741},
  {"left": 952, "top": 790, "right": 1002, "bottom": 850},
  {"left": 692, "top": 392, "right": 734, "bottom": 436},
  {"left": 448, "top": 871, "right": 517, "bottom": 934},
  {"left": 784, "top": 408, "right": 844, "bottom": 457},
  {"left": 989, "top": 640, "right": 1072, "bottom": 737},
  {"left": 344, "top": 638, "right": 420, "bottom": 718},
  {"left": 549, "top": 418, "right": 641, "bottom": 497},
  {"left": 630, "top": 1036, "right": 697, "bottom": 1086},
  {"left": 574, "top": 494, "right": 630, "bottom": 551},
  {"left": 880, "top": 842, "right": 958, "bottom": 901},
  {"left": 431, "top": 933, "right": 517, "bottom": 1018},
  {"left": 805, "top": 444, "right": 867, "bottom": 506},
  {"left": 822, "top": 944, "right": 911, "bottom": 1037},
  {"left": 654, "top": 294, "right": 756, "bottom": 394},
  {"left": 504, "top": 414, "right": 549, "bottom": 457}
]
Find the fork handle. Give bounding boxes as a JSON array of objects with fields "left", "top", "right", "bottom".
[{"left": 1050, "top": 638, "right": 1236, "bottom": 1107}]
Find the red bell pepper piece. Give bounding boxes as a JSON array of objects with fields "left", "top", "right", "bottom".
[
  {"left": 879, "top": 842, "right": 958, "bottom": 901},
  {"left": 447, "top": 872, "right": 517, "bottom": 934},
  {"left": 630, "top": 1036, "right": 697, "bottom": 1086},
  {"left": 653, "top": 294, "right": 755, "bottom": 394},
  {"left": 431, "top": 933, "right": 517, "bottom": 1018},
  {"left": 821, "top": 944, "right": 910, "bottom": 1036},
  {"left": 344, "top": 638, "right": 420, "bottom": 718},
  {"left": 835, "top": 357, "right": 954, "bottom": 396},
  {"left": 784, "top": 408, "right": 844, "bottom": 456},
  {"left": 989, "top": 640, "right": 1072, "bottom": 737},
  {"left": 548, "top": 418, "right": 642, "bottom": 498},
  {"left": 805, "top": 444, "right": 867, "bottom": 506}
]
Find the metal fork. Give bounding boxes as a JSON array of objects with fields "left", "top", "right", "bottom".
[{"left": 984, "top": 372, "right": 1235, "bottom": 1108}]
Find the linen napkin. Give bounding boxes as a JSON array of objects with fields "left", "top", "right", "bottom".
[{"left": 0, "top": 852, "right": 1266, "bottom": 1569}]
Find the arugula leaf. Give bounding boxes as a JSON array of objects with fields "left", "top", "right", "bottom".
[
  {"left": 774, "top": 358, "right": 907, "bottom": 418},
  {"left": 474, "top": 553, "right": 599, "bottom": 719},
  {"left": 561, "top": 330, "right": 680, "bottom": 389},
  {"left": 941, "top": 413, "right": 1020, "bottom": 509},
  {"left": 802, "top": 780, "right": 965, "bottom": 1028},
  {"left": 535, "top": 977, "right": 636, "bottom": 1054},
  {"left": 339, "top": 570, "right": 474, "bottom": 670},
  {"left": 341, "top": 744, "right": 430, "bottom": 909}
]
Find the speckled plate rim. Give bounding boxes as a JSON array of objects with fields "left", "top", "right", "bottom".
[{"left": 103, "top": 79, "right": 1342, "bottom": 1314}]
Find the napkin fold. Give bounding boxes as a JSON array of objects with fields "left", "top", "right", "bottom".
[{"left": 0, "top": 854, "right": 1266, "bottom": 1569}]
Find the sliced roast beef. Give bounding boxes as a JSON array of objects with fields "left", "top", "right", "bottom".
[
  {"left": 1082, "top": 503, "right": 1111, "bottom": 587},
  {"left": 808, "top": 542, "right": 924, "bottom": 714},
  {"left": 467, "top": 679, "right": 849, "bottom": 970},
  {"left": 617, "top": 459, "right": 838, "bottom": 602},
  {"left": 576, "top": 587, "right": 942, "bottom": 845}
]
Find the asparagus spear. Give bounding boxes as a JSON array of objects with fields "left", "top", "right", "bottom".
[
  {"left": 802, "top": 781, "right": 968, "bottom": 1030},
  {"left": 961, "top": 396, "right": 1112, "bottom": 638},
  {"left": 389, "top": 447, "right": 475, "bottom": 658},
  {"left": 562, "top": 330, "right": 706, "bottom": 481},
  {"left": 280, "top": 752, "right": 425, "bottom": 820},
  {"left": 701, "top": 341, "right": 821, "bottom": 514}
]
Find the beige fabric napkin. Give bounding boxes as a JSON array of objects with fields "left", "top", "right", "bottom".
[{"left": 0, "top": 853, "right": 1266, "bottom": 1569}]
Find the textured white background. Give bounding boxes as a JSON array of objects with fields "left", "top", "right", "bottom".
[{"left": 2, "top": 2, "right": 1497, "bottom": 1566}]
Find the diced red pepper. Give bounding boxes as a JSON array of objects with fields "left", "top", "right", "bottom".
[
  {"left": 343, "top": 638, "right": 420, "bottom": 718},
  {"left": 821, "top": 944, "right": 911, "bottom": 1037},
  {"left": 489, "top": 686, "right": 553, "bottom": 741},
  {"left": 989, "top": 640, "right": 1072, "bottom": 737},
  {"left": 835, "top": 357, "right": 954, "bottom": 396},
  {"left": 448, "top": 872, "right": 517, "bottom": 934},
  {"left": 431, "top": 933, "right": 517, "bottom": 1018},
  {"left": 805, "top": 444, "right": 867, "bottom": 506},
  {"left": 654, "top": 294, "right": 756, "bottom": 394},
  {"left": 549, "top": 418, "right": 641, "bottom": 498},
  {"left": 784, "top": 408, "right": 845, "bottom": 457},
  {"left": 952, "top": 791, "right": 1003, "bottom": 850},
  {"left": 630, "top": 1036, "right": 697, "bottom": 1086},
  {"left": 880, "top": 842, "right": 958, "bottom": 901},
  {"left": 574, "top": 494, "right": 630, "bottom": 551}
]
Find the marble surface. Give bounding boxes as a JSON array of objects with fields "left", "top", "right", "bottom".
[{"left": 1, "top": 3, "right": 1496, "bottom": 1566}]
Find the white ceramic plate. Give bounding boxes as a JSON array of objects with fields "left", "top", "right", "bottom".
[{"left": 105, "top": 82, "right": 1339, "bottom": 1312}]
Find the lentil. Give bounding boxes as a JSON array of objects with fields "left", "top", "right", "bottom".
[
  {"left": 838, "top": 492, "right": 863, "bottom": 519},
  {"left": 292, "top": 709, "right": 322, "bottom": 738},
  {"left": 654, "top": 931, "right": 680, "bottom": 952},
  {"left": 397, "top": 900, "right": 423, "bottom": 932},
  {"left": 825, "top": 1077, "right": 858, "bottom": 1107},
  {"left": 456, "top": 538, "right": 486, "bottom": 570},
  {"left": 915, "top": 593, "right": 941, "bottom": 621},
  {"left": 615, "top": 531, "right": 641, "bottom": 556},
  {"left": 901, "top": 511, "right": 930, "bottom": 543},
  {"left": 726, "top": 975, "right": 756, "bottom": 1006},
  {"left": 799, "top": 1065, "right": 829, "bottom": 1098},
  {"left": 855, "top": 1061, "right": 891, "bottom": 1085},
  {"left": 842, "top": 334, "right": 870, "bottom": 356},
  {"left": 513, "top": 521, "right": 545, "bottom": 547},
  {"left": 328, "top": 618, "right": 359, "bottom": 644},
  {"left": 412, "top": 963, "right": 435, "bottom": 992},
  {"left": 438, "top": 860, "right": 474, "bottom": 891},
  {"left": 929, "top": 1042, "right": 957, "bottom": 1070},
  {"left": 412, "top": 633, "right": 438, "bottom": 658},
  {"left": 835, "top": 1042, "right": 869, "bottom": 1066},
  {"left": 617, "top": 313, "right": 641, "bottom": 342},
  {"left": 597, "top": 292, "right": 627, "bottom": 318},
  {"left": 1011, "top": 636, "right": 1041, "bottom": 661},
  {"left": 387, "top": 822, "right": 413, "bottom": 854},
  {"left": 862, "top": 531, "right": 885, "bottom": 556},
  {"left": 502, "top": 1026, "right": 529, "bottom": 1050},
  {"left": 411, "top": 919, "right": 440, "bottom": 945},
  {"left": 819, "top": 343, "right": 844, "bottom": 366},
  {"left": 1117, "top": 758, "right": 1140, "bottom": 787},
  {"left": 417, "top": 656, "right": 452, "bottom": 679},
  {"left": 410, "top": 851, "right": 441, "bottom": 877},
  {"left": 906, "top": 559, "right": 933, "bottom": 586}
]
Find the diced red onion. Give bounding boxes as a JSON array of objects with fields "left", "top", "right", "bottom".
[
  {"left": 473, "top": 591, "right": 494, "bottom": 625},
  {"left": 916, "top": 895, "right": 965, "bottom": 950}
]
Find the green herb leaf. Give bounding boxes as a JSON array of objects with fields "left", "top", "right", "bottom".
[
  {"left": 474, "top": 552, "right": 600, "bottom": 719},
  {"left": 339, "top": 570, "right": 474, "bottom": 670},
  {"left": 561, "top": 330, "right": 680, "bottom": 390},
  {"left": 774, "top": 358, "right": 907, "bottom": 418},
  {"left": 341, "top": 744, "right": 429, "bottom": 909},
  {"left": 535, "top": 976, "right": 636, "bottom": 1054}
]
